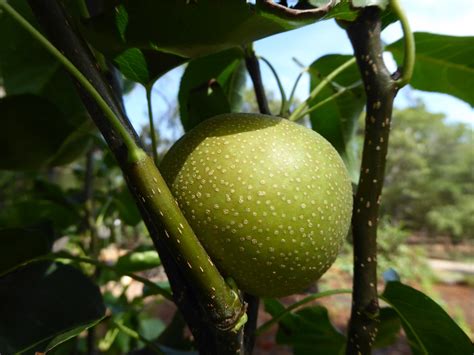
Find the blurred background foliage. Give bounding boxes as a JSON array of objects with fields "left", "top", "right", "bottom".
[{"left": 382, "top": 105, "right": 473, "bottom": 243}]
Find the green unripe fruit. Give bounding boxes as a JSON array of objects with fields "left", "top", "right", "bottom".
[{"left": 161, "top": 113, "right": 353, "bottom": 297}]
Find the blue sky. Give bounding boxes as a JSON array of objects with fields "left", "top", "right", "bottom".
[{"left": 124, "top": 0, "right": 474, "bottom": 133}]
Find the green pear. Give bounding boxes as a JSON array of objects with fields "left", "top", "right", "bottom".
[{"left": 161, "top": 113, "right": 353, "bottom": 297}]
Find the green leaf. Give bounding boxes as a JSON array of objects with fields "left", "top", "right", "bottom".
[
  {"left": 114, "top": 187, "right": 142, "bottom": 226},
  {"left": 83, "top": 0, "right": 332, "bottom": 59},
  {"left": 0, "top": 95, "right": 78, "bottom": 170},
  {"left": 48, "top": 121, "right": 95, "bottom": 167},
  {"left": 36, "top": 67, "right": 90, "bottom": 127},
  {"left": 0, "top": 199, "right": 79, "bottom": 231},
  {"left": 265, "top": 299, "right": 346, "bottom": 355},
  {"left": 178, "top": 48, "right": 243, "bottom": 131},
  {"left": 186, "top": 81, "right": 231, "bottom": 130},
  {"left": 0, "top": 0, "right": 87, "bottom": 119},
  {"left": 221, "top": 59, "right": 247, "bottom": 112},
  {"left": 82, "top": 1, "right": 371, "bottom": 83},
  {"left": 311, "top": 0, "right": 389, "bottom": 21},
  {"left": 142, "top": 281, "right": 172, "bottom": 298},
  {"left": 44, "top": 316, "right": 107, "bottom": 353},
  {"left": 308, "top": 54, "right": 364, "bottom": 182},
  {"left": 0, "top": 224, "right": 54, "bottom": 275},
  {"left": 381, "top": 281, "right": 473, "bottom": 355},
  {"left": 374, "top": 307, "right": 402, "bottom": 348},
  {"left": 387, "top": 32, "right": 474, "bottom": 107},
  {"left": 0, "top": 0, "right": 93, "bottom": 164},
  {"left": 115, "top": 248, "right": 161, "bottom": 273},
  {"left": 0, "top": 0, "right": 59, "bottom": 94},
  {"left": 263, "top": 298, "right": 286, "bottom": 316},
  {"left": 139, "top": 317, "right": 166, "bottom": 341},
  {"left": 114, "top": 48, "right": 186, "bottom": 86},
  {"left": 0, "top": 261, "right": 106, "bottom": 354},
  {"left": 352, "top": 0, "right": 389, "bottom": 9},
  {"left": 320, "top": 1, "right": 359, "bottom": 21}
]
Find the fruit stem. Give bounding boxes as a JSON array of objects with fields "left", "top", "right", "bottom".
[
  {"left": 289, "top": 57, "right": 356, "bottom": 121},
  {"left": 391, "top": 0, "right": 415, "bottom": 88},
  {"left": 0, "top": 0, "right": 144, "bottom": 163},
  {"left": 344, "top": 7, "right": 398, "bottom": 355},
  {"left": 146, "top": 85, "right": 160, "bottom": 166}
]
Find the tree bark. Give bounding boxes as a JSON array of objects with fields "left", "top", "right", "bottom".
[{"left": 344, "top": 7, "right": 398, "bottom": 355}]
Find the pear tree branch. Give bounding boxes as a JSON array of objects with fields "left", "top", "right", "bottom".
[
  {"left": 244, "top": 45, "right": 271, "bottom": 115},
  {"left": 344, "top": 7, "right": 398, "bottom": 354}
]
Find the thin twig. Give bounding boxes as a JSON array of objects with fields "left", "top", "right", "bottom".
[{"left": 244, "top": 45, "right": 271, "bottom": 115}]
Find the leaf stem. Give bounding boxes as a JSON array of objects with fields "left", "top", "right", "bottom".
[
  {"left": 285, "top": 68, "right": 307, "bottom": 116},
  {"left": 256, "top": 289, "right": 352, "bottom": 336},
  {"left": 289, "top": 57, "right": 356, "bottom": 121},
  {"left": 0, "top": 0, "right": 144, "bottom": 163},
  {"left": 390, "top": 0, "right": 415, "bottom": 88},
  {"left": 146, "top": 85, "right": 160, "bottom": 166},
  {"left": 257, "top": 56, "right": 287, "bottom": 116},
  {"left": 290, "top": 80, "right": 362, "bottom": 122}
]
